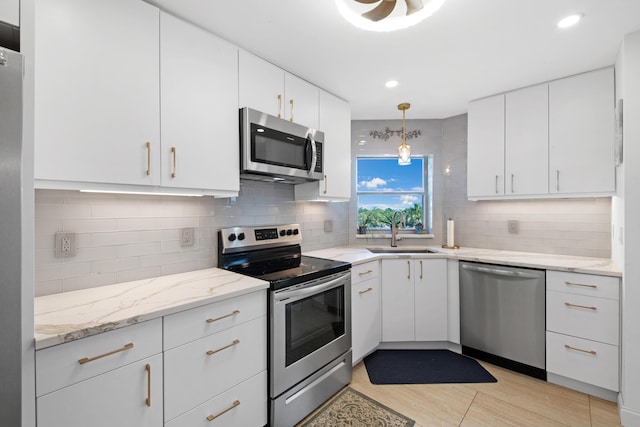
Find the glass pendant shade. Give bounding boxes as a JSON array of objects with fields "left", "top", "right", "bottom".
[{"left": 398, "top": 102, "right": 411, "bottom": 165}]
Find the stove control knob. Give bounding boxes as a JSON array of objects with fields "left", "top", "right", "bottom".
[
  {"left": 237, "top": 233, "right": 245, "bottom": 241},
  {"left": 293, "top": 229, "right": 299, "bottom": 235},
  {"left": 286, "top": 229, "right": 293, "bottom": 236},
  {"left": 228, "top": 233, "right": 237, "bottom": 242},
  {"left": 279, "top": 229, "right": 286, "bottom": 237}
]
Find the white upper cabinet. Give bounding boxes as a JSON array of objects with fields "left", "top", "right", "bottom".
[
  {"left": 239, "top": 50, "right": 319, "bottom": 128},
  {"left": 295, "top": 91, "right": 351, "bottom": 201},
  {"left": 467, "top": 94, "right": 505, "bottom": 198},
  {"left": 549, "top": 67, "right": 615, "bottom": 195},
  {"left": 160, "top": 12, "right": 239, "bottom": 196},
  {"left": 505, "top": 83, "right": 549, "bottom": 196},
  {"left": 0, "top": 0, "right": 19, "bottom": 26},
  {"left": 34, "top": 0, "right": 161, "bottom": 187}
]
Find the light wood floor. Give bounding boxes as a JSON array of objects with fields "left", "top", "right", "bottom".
[{"left": 298, "top": 360, "right": 621, "bottom": 426}]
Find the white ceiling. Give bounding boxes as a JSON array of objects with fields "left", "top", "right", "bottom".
[{"left": 147, "top": 0, "right": 640, "bottom": 120}]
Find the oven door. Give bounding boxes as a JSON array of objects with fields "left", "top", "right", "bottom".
[{"left": 270, "top": 271, "right": 351, "bottom": 398}]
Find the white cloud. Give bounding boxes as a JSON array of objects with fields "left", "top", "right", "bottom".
[
  {"left": 359, "top": 177, "right": 387, "bottom": 189},
  {"left": 400, "top": 194, "right": 419, "bottom": 206}
]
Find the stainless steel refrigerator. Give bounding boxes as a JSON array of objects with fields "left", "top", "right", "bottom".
[{"left": 0, "top": 46, "right": 25, "bottom": 426}]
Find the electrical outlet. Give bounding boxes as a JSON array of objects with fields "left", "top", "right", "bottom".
[
  {"left": 507, "top": 220, "right": 519, "bottom": 234},
  {"left": 324, "top": 219, "right": 334, "bottom": 232},
  {"left": 180, "top": 227, "right": 195, "bottom": 247},
  {"left": 55, "top": 232, "right": 77, "bottom": 257}
]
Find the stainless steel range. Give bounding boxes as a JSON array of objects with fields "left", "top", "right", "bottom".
[{"left": 218, "top": 224, "right": 352, "bottom": 427}]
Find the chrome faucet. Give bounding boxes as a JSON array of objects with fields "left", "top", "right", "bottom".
[{"left": 391, "top": 210, "right": 405, "bottom": 247}]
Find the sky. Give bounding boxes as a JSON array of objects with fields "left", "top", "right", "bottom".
[{"left": 357, "top": 157, "right": 424, "bottom": 211}]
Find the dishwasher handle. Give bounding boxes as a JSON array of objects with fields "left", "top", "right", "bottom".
[{"left": 461, "top": 263, "right": 541, "bottom": 279}]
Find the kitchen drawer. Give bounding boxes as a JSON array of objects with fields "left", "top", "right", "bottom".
[
  {"left": 37, "top": 354, "right": 163, "bottom": 427},
  {"left": 352, "top": 261, "right": 379, "bottom": 285},
  {"left": 546, "top": 331, "right": 618, "bottom": 391},
  {"left": 163, "top": 291, "right": 266, "bottom": 350},
  {"left": 165, "top": 370, "right": 267, "bottom": 427},
  {"left": 547, "top": 291, "right": 619, "bottom": 345},
  {"left": 36, "top": 318, "right": 162, "bottom": 397},
  {"left": 546, "top": 271, "right": 619, "bottom": 300},
  {"left": 164, "top": 316, "right": 267, "bottom": 421}
]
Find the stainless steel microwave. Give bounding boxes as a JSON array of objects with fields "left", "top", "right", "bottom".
[{"left": 240, "top": 107, "right": 324, "bottom": 184}]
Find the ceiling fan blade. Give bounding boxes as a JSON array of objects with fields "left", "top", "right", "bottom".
[
  {"left": 405, "top": 0, "right": 424, "bottom": 15},
  {"left": 353, "top": 0, "right": 381, "bottom": 3},
  {"left": 362, "top": 0, "right": 396, "bottom": 22}
]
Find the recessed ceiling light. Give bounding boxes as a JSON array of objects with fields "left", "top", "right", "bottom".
[
  {"left": 557, "top": 14, "right": 582, "bottom": 29},
  {"left": 385, "top": 80, "right": 399, "bottom": 88}
]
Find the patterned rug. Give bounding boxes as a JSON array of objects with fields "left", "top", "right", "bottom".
[{"left": 300, "top": 387, "right": 415, "bottom": 427}]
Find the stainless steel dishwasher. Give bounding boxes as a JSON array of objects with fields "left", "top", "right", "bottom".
[{"left": 459, "top": 261, "right": 546, "bottom": 380}]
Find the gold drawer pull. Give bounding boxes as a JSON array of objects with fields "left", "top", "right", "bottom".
[
  {"left": 564, "top": 302, "right": 597, "bottom": 310},
  {"left": 359, "top": 287, "right": 373, "bottom": 295},
  {"left": 564, "top": 280, "right": 597, "bottom": 289},
  {"left": 564, "top": 344, "right": 597, "bottom": 355},
  {"left": 207, "top": 400, "right": 240, "bottom": 422},
  {"left": 78, "top": 343, "right": 134, "bottom": 365},
  {"left": 358, "top": 270, "right": 373, "bottom": 276},
  {"left": 206, "top": 339, "right": 240, "bottom": 356},
  {"left": 145, "top": 364, "right": 151, "bottom": 407},
  {"left": 206, "top": 310, "right": 240, "bottom": 324},
  {"left": 171, "top": 146, "right": 177, "bottom": 178},
  {"left": 146, "top": 142, "right": 151, "bottom": 176}
]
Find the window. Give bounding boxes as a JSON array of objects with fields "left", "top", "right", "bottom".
[{"left": 357, "top": 156, "right": 432, "bottom": 234}]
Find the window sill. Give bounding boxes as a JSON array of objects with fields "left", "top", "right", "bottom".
[{"left": 355, "top": 233, "right": 435, "bottom": 239}]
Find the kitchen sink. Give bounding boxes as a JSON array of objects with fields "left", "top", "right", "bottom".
[{"left": 367, "top": 248, "right": 437, "bottom": 254}]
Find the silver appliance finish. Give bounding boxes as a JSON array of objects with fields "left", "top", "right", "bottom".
[
  {"left": 459, "top": 262, "right": 546, "bottom": 371},
  {"left": 270, "top": 270, "right": 352, "bottom": 398},
  {"left": 240, "top": 107, "right": 324, "bottom": 183},
  {"left": 0, "top": 47, "right": 24, "bottom": 426}
]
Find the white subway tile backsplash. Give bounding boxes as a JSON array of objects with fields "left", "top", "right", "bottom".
[
  {"left": 63, "top": 219, "right": 118, "bottom": 233},
  {"left": 63, "top": 273, "right": 119, "bottom": 293},
  {"left": 116, "top": 242, "right": 161, "bottom": 258}
]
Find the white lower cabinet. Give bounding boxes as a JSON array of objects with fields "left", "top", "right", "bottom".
[
  {"left": 545, "top": 271, "right": 620, "bottom": 392},
  {"left": 351, "top": 261, "right": 381, "bottom": 362},
  {"left": 381, "top": 258, "right": 448, "bottom": 342}
]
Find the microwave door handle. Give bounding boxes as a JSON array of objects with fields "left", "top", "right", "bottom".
[{"left": 307, "top": 137, "right": 317, "bottom": 173}]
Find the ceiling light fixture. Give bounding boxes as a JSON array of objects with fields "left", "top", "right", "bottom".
[
  {"left": 557, "top": 13, "right": 582, "bottom": 29},
  {"left": 397, "top": 102, "right": 411, "bottom": 165},
  {"left": 336, "top": 0, "right": 447, "bottom": 32},
  {"left": 385, "top": 80, "right": 399, "bottom": 88}
]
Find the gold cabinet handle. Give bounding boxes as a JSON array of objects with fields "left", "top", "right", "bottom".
[
  {"left": 289, "top": 99, "right": 294, "bottom": 122},
  {"left": 407, "top": 260, "right": 411, "bottom": 279},
  {"left": 206, "top": 339, "right": 240, "bottom": 356},
  {"left": 323, "top": 174, "right": 328, "bottom": 194},
  {"left": 511, "top": 173, "right": 515, "bottom": 193},
  {"left": 564, "top": 344, "right": 597, "bottom": 355},
  {"left": 146, "top": 142, "right": 151, "bottom": 176},
  {"left": 206, "top": 310, "right": 240, "bottom": 324},
  {"left": 78, "top": 342, "right": 134, "bottom": 365},
  {"left": 564, "top": 302, "right": 597, "bottom": 310},
  {"left": 171, "top": 147, "right": 177, "bottom": 178},
  {"left": 564, "top": 281, "right": 597, "bottom": 289},
  {"left": 358, "top": 287, "right": 373, "bottom": 295},
  {"left": 277, "top": 94, "right": 282, "bottom": 118},
  {"left": 145, "top": 363, "right": 151, "bottom": 407},
  {"left": 207, "top": 400, "right": 240, "bottom": 422},
  {"left": 556, "top": 170, "right": 560, "bottom": 192},
  {"left": 495, "top": 175, "right": 499, "bottom": 194},
  {"left": 358, "top": 270, "right": 373, "bottom": 276},
  {"left": 419, "top": 260, "right": 423, "bottom": 279}
]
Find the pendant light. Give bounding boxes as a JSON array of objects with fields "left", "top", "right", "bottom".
[{"left": 398, "top": 103, "right": 411, "bottom": 165}]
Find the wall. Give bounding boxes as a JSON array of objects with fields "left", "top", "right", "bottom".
[
  {"left": 34, "top": 181, "right": 349, "bottom": 296},
  {"left": 349, "top": 115, "right": 612, "bottom": 259}
]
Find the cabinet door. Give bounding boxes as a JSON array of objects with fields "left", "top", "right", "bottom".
[
  {"left": 505, "top": 84, "right": 549, "bottom": 196},
  {"left": 37, "top": 354, "right": 163, "bottom": 427},
  {"left": 549, "top": 68, "right": 615, "bottom": 194},
  {"left": 160, "top": 12, "right": 239, "bottom": 194},
  {"left": 0, "top": 0, "right": 19, "bottom": 26},
  {"left": 352, "top": 277, "right": 381, "bottom": 363},
  {"left": 414, "top": 259, "right": 448, "bottom": 341},
  {"left": 284, "top": 72, "right": 319, "bottom": 128},
  {"left": 238, "top": 50, "right": 285, "bottom": 118},
  {"left": 467, "top": 94, "right": 505, "bottom": 198},
  {"left": 381, "top": 259, "right": 415, "bottom": 342},
  {"left": 34, "top": 0, "right": 160, "bottom": 186}
]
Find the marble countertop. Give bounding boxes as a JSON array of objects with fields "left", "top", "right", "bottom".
[
  {"left": 304, "top": 245, "right": 622, "bottom": 277},
  {"left": 34, "top": 268, "right": 269, "bottom": 350}
]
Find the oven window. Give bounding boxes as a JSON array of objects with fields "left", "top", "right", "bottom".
[{"left": 285, "top": 285, "right": 345, "bottom": 367}]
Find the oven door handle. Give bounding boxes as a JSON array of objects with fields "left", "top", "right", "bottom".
[{"left": 275, "top": 274, "right": 348, "bottom": 303}]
